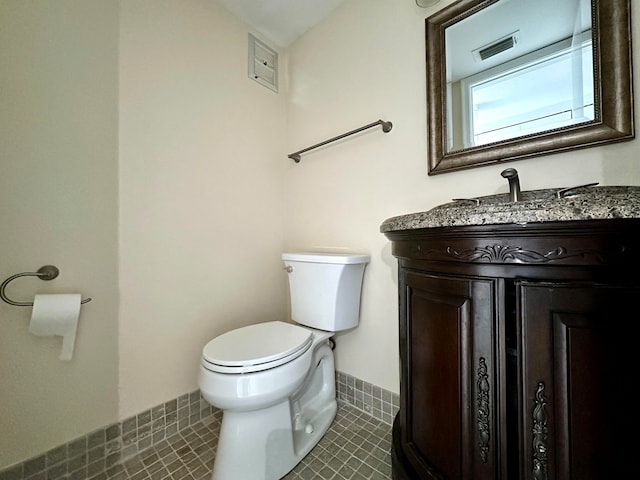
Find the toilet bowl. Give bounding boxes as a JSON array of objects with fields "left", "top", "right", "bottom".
[{"left": 198, "top": 252, "right": 369, "bottom": 480}]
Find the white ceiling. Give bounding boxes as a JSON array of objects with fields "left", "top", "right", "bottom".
[{"left": 217, "top": 0, "right": 347, "bottom": 48}]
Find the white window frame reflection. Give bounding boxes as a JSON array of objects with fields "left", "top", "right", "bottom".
[{"left": 460, "top": 31, "right": 593, "bottom": 148}]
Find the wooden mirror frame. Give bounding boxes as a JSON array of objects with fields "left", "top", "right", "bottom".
[{"left": 426, "top": 0, "right": 634, "bottom": 175}]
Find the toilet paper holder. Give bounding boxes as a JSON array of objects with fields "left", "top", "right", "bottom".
[{"left": 0, "top": 265, "right": 92, "bottom": 307}]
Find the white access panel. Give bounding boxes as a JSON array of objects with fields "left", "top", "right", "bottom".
[{"left": 248, "top": 34, "right": 278, "bottom": 92}]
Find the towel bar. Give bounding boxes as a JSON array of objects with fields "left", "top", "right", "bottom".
[{"left": 288, "top": 119, "right": 392, "bottom": 163}]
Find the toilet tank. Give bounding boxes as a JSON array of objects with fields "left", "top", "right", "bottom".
[{"left": 282, "top": 252, "right": 370, "bottom": 332}]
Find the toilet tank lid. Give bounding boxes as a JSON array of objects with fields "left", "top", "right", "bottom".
[{"left": 282, "top": 252, "right": 370, "bottom": 264}]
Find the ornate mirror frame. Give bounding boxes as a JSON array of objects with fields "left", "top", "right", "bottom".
[{"left": 426, "top": 0, "right": 634, "bottom": 175}]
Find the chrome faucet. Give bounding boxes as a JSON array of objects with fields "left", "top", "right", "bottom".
[{"left": 501, "top": 168, "right": 522, "bottom": 202}]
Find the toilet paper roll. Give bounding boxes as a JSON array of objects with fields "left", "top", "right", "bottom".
[{"left": 29, "top": 294, "right": 82, "bottom": 361}]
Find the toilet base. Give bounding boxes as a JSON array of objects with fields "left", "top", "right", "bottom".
[{"left": 210, "top": 343, "right": 337, "bottom": 480}]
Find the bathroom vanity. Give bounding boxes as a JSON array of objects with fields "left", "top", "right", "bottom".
[{"left": 381, "top": 187, "right": 640, "bottom": 479}]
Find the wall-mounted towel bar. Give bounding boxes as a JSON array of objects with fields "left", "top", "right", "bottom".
[
  {"left": 288, "top": 119, "right": 393, "bottom": 163},
  {"left": 0, "top": 266, "right": 92, "bottom": 307}
]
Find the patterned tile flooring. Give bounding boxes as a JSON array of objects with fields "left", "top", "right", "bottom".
[{"left": 99, "top": 403, "right": 392, "bottom": 480}]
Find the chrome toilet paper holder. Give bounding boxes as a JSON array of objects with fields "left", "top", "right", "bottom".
[{"left": 0, "top": 265, "right": 92, "bottom": 307}]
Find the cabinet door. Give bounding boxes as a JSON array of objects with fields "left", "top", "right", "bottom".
[
  {"left": 518, "top": 282, "right": 639, "bottom": 480},
  {"left": 400, "top": 270, "right": 503, "bottom": 480}
]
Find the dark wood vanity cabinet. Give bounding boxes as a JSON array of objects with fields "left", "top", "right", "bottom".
[
  {"left": 384, "top": 220, "right": 640, "bottom": 480},
  {"left": 398, "top": 270, "right": 501, "bottom": 480}
]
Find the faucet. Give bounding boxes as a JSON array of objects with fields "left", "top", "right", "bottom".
[{"left": 500, "top": 168, "right": 522, "bottom": 202}]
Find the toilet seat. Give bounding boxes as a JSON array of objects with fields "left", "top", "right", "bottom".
[{"left": 201, "top": 321, "right": 314, "bottom": 374}]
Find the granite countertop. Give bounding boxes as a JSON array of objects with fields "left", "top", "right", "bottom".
[{"left": 380, "top": 186, "right": 640, "bottom": 233}]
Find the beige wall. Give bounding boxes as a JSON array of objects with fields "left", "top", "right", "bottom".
[
  {"left": 118, "top": 0, "right": 287, "bottom": 418},
  {"left": 0, "top": 0, "right": 119, "bottom": 467},
  {"left": 0, "top": 0, "right": 287, "bottom": 468},
  {"left": 285, "top": 0, "right": 640, "bottom": 393},
  {"left": 2, "top": 0, "right": 639, "bottom": 471}
]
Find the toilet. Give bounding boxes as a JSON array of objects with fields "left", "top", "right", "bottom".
[{"left": 198, "top": 252, "right": 370, "bottom": 480}]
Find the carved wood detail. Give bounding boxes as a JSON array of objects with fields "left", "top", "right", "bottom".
[
  {"left": 532, "top": 382, "right": 549, "bottom": 480},
  {"left": 477, "top": 357, "right": 490, "bottom": 463},
  {"left": 447, "top": 244, "right": 599, "bottom": 263}
]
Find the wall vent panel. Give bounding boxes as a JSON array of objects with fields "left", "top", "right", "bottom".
[
  {"left": 248, "top": 34, "right": 278, "bottom": 92},
  {"left": 472, "top": 31, "right": 521, "bottom": 62}
]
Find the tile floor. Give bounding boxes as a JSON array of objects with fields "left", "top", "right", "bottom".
[{"left": 96, "top": 402, "right": 392, "bottom": 480}]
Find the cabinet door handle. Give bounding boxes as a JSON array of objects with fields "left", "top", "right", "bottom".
[
  {"left": 476, "top": 357, "right": 490, "bottom": 463},
  {"left": 532, "top": 382, "right": 549, "bottom": 480}
]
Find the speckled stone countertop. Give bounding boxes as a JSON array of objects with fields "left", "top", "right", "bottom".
[{"left": 380, "top": 186, "right": 640, "bottom": 233}]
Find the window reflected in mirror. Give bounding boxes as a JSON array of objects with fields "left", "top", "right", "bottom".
[
  {"left": 462, "top": 32, "right": 593, "bottom": 148},
  {"left": 445, "top": 0, "right": 593, "bottom": 151}
]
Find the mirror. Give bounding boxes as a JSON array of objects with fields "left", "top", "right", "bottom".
[{"left": 426, "top": 0, "right": 634, "bottom": 175}]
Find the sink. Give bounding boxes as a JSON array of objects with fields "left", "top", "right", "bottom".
[{"left": 380, "top": 185, "right": 640, "bottom": 232}]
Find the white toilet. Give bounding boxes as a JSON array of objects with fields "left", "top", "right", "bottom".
[{"left": 198, "top": 252, "right": 370, "bottom": 480}]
